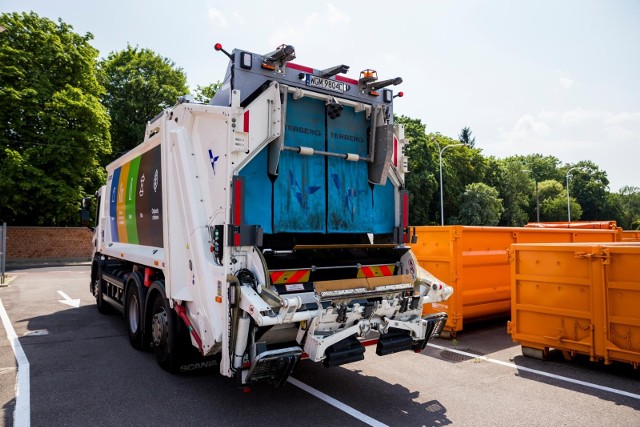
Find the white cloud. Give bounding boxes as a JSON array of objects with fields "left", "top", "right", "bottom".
[
  {"left": 500, "top": 114, "right": 551, "bottom": 143},
  {"left": 501, "top": 108, "right": 640, "bottom": 144},
  {"left": 559, "top": 77, "right": 574, "bottom": 89},
  {"left": 492, "top": 108, "right": 640, "bottom": 190},
  {"left": 231, "top": 12, "right": 245, "bottom": 25},
  {"left": 604, "top": 111, "right": 640, "bottom": 125},
  {"left": 305, "top": 12, "right": 320, "bottom": 26},
  {"left": 267, "top": 4, "right": 352, "bottom": 54},
  {"left": 208, "top": 6, "right": 227, "bottom": 27},
  {"left": 327, "top": 3, "right": 350, "bottom": 25},
  {"left": 556, "top": 70, "right": 574, "bottom": 89},
  {"left": 269, "top": 26, "right": 301, "bottom": 50}
]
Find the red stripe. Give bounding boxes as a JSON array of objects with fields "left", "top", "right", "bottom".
[
  {"left": 379, "top": 265, "right": 392, "bottom": 276},
  {"left": 286, "top": 62, "right": 314, "bottom": 73},
  {"left": 361, "top": 267, "right": 374, "bottom": 278},
  {"left": 243, "top": 110, "right": 250, "bottom": 133},
  {"left": 270, "top": 271, "right": 285, "bottom": 283},
  {"left": 335, "top": 75, "right": 358, "bottom": 85},
  {"left": 393, "top": 136, "right": 398, "bottom": 167},
  {"left": 233, "top": 179, "right": 242, "bottom": 225},
  {"left": 402, "top": 193, "right": 409, "bottom": 229},
  {"left": 287, "top": 269, "right": 309, "bottom": 283}
]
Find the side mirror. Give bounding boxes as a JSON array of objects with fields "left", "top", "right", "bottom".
[
  {"left": 81, "top": 197, "right": 92, "bottom": 209},
  {"left": 80, "top": 209, "right": 92, "bottom": 228}
]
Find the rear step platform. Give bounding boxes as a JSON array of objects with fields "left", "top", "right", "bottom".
[{"left": 246, "top": 347, "right": 303, "bottom": 387}]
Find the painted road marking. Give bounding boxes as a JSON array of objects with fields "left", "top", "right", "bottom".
[
  {"left": 57, "top": 290, "right": 81, "bottom": 308},
  {"left": 0, "top": 297, "right": 30, "bottom": 427},
  {"left": 288, "top": 377, "right": 389, "bottom": 427},
  {"left": 427, "top": 343, "right": 640, "bottom": 401}
]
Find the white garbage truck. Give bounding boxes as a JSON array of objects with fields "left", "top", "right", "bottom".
[{"left": 90, "top": 43, "right": 452, "bottom": 387}]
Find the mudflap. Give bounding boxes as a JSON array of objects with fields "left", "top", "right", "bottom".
[{"left": 323, "top": 335, "right": 365, "bottom": 367}]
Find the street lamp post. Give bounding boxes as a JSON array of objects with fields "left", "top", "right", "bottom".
[
  {"left": 534, "top": 179, "right": 540, "bottom": 223},
  {"left": 436, "top": 140, "right": 466, "bottom": 226},
  {"left": 565, "top": 166, "right": 586, "bottom": 223},
  {"left": 522, "top": 170, "right": 540, "bottom": 223}
]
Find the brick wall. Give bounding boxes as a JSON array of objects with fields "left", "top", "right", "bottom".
[{"left": 6, "top": 227, "right": 93, "bottom": 261}]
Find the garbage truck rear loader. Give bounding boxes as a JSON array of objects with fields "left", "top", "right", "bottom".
[{"left": 90, "top": 44, "right": 452, "bottom": 386}]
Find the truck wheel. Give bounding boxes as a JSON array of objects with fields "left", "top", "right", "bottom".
[
  {"left": 125, "top": 285, "right": 144, "bottom": 350},
  {"left": 94, "top": 267, "right": 111, "bottom": 315},
  {"left": 151, "top": 295, "right": 182, "bottom": 373}
]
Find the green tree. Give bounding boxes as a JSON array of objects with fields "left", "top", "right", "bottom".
[
  {"left": 0, "top": 12, "right": 110, "bottom": 225},
  {"left": 456, "top": 182, "right": 504, "bottom": 225},
  {"left": 563, "top": 161, "right": 610, "bottom": 221},
  {"left": 493, "top": 157, "right": 532, "bottom": 226},
  {"left": 396, "top": 116, "right": 438, "bottom": 225},
  {"left": 537, "top": 179, "right": 564, "bottom": 202},
  {"left": 516, "top": 154, "right": 562, "bottom": 182},
  {"left": 193, "top": 82, "right": 222, "bottom": 103},
  {"left": 458, "top": 126, "right": 475, "bottom": 148},
  {"left": 432, "top": 133, "right": 486, "bottom": 224},
  {"left": 99, "top": 45, "right": 188, "bottom": 158},
  {"left": 607, "top": 186, "right": 640, "bottom": 229},
  {"left": 542, "top": 192, "right": 582, "bottom": 221}
]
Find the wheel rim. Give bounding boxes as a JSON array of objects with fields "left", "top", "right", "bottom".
[
  {"left": 152, "top": 306, "right": 168, "bottom": 349},
  {"left": 128, "top": 293, "right": 139, "bottom": 333},
  {"left": 94, "top": 279, "right": 101, "bottom": 298}
]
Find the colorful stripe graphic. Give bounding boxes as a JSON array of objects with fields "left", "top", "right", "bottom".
[{"left": 109, "top": 144, "right": 163, "bottom": 247}]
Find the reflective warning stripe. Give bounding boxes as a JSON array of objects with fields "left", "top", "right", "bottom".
[
  {"left": 357, "top": 264, "right": 396, "bottom": 278},
  {"left": 270, "top": 269, "right": 311, "bottom": 285}
]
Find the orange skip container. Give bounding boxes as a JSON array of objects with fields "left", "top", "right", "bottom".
[
  {"left": 411, "top": 226, "right": 618, "bottom": 335},
  {"left": 507, "top": 242, "right": 640, "bottom": 367}
]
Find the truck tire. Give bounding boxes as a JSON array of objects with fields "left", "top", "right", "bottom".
[
  {"left": 151, "top": 295, "right": 183, "bottom": 373},
  {"left": 94, "top": 266, "right": 111, "bottom": 315},
  {"left": 125, "top": 285, "right": 144, "bottom": 350}
]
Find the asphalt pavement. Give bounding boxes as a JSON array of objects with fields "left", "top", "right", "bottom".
[{"left": 1, "top": 265, "right": 639, "bottom": 426}]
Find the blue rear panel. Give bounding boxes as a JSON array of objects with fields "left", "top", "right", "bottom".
[
  {"left": 273, "top": 95, "right": 326, "bottom": 233},
  {"left": 239, "top": 148, "right": 272, "bottom": 233},
  {"left": 372, "top": 180, "right": 395, "bottom": 233},
  {"left": 327, "top": 106, "right": 372, "bottom": 233},
  {"left": 245, "top": 94, "right": 396, "bottom": 235}
]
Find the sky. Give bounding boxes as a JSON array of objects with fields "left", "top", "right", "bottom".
[{"left": 2, "top": 0, "right": 639, "bottom": 191}]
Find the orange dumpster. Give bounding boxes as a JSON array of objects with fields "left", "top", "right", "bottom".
[
  {"left": 525, "top": 221, "right": 617, "bottom": 229},
  {"left": 508, "top": 242, "right": 640, "bottom": 367},
  {"left": 621, "top": 230, "right": 640, "bottom": 242},
  {"left": 411, "top": 226, "right": 619, "bottom": 336}
]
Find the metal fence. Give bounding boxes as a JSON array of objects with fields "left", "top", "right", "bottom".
[{"left": 1, "top": 222, "right": 6, "bottom": 285}]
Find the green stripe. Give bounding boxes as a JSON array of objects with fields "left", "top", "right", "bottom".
[{"left": 125, "top": 156, "right": 141, "bottom": 244}]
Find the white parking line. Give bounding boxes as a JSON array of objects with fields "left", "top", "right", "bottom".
[
  {"left": 427, "top": 343, "right": 640, "bottom": 400},
  {"left": 0, "top": 297, "right": 30, "bottom": 426},
  {"left": 288, "top": 377, "right": 389, "bottom": 427}
]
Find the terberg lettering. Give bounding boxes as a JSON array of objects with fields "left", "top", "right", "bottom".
[
  {"left": 286, "top": 125, "right": 321, "bottom": 136},
  {"left": 330, "top": 132, "right": 364, "bottom": 143}
]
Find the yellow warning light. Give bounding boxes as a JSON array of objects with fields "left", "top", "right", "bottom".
[{"left": 359, "top": 69, "right": 378, "bottom": 85}]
